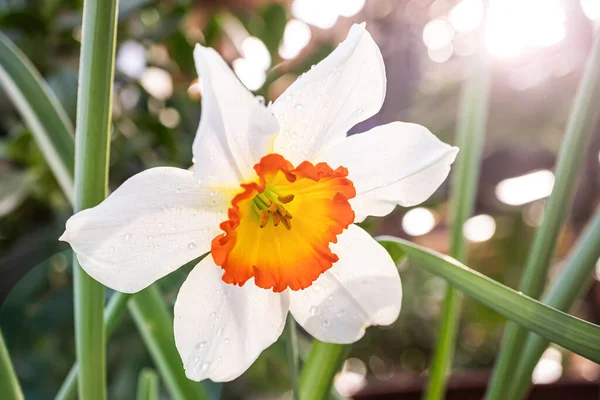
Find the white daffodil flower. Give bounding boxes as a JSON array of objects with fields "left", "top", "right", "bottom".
[{"left": 60, "top": 23, "right": 458, "bottom": 382}]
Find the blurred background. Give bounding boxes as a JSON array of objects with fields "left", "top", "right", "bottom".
[{"left": 0, "top": 0, "right": 599, "bottom": 398}]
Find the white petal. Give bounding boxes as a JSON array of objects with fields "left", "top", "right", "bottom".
[
  {"left": 60, "top": 167, "right": 228, "bottom": 293},
  {"left": 193, "top": 45, "right": 279, "bottom": 187},
  {"left": 272, "top": 23, "right": 386, "bottom": 165},
  {"left": 174, "top": 256, "right": 289, "bottom": 382},
  {"left": 318, "top": 122, "right": 458, "bottom": 222},
  {"left": 289, "top": 224, "right": 401, "bottom": 344}
]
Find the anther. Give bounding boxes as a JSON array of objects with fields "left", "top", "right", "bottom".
[
  {"left": 267, "top": 200, "right": 278, "bottom": 214},
  {"left": 259, "top": 210, "right": 269, "bottom": 228},
  {"left": 277, "top": 194, "right": 294, "bottom": 204},
  {"left": 278, "top": 204, "right": 292, "bottom": 219},
  {"left": 272, "top": 213, "right": 281, "bottom": 226},
  {"left": 281, "top": 217, "right": 292, "bottom": 230}
]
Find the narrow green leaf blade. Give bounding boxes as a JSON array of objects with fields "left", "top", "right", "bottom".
[
  {"left": 0, "top": 331, "right": 24, "bottom": 400},
  {"left": 509, "top": 210, "right": 600, "bottom": 399},
  {"left": 136, "top": 368, "right": 159, "bottom": 400},
  {"left": 487, "top": 26, "right": 600, "bottom": 398},
  {"left": 425, "top": 26, "right": 491, "bottom": 400},
  {"left": 299, "top": 341, "right": 348, "bottom": 400},
  {"left": 377, "top": 236, "right": 600, "bottom": 362},
  {"left": 0, "top": 31, "right": 75, "bottom": 203},
  {"left": 129, "top": 287, "right": 210, "bottom": 400}
]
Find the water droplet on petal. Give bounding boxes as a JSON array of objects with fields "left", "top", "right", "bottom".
[
  {"left": 286, "top": 94, "right": 293, "bottom": 101},
  {"left": 322, "top": 319, "right": 330, "bottom": 327},
  {"left": 200, "top": 361, "right": 211, "bottom": 372},
  {"left": 188, "top": 242, "right": 197, "bottom": 250},
  {"left": 109, "top": 246, "right": 115, "bottom": 252},
  {"left": 175, "top": 187, "right": 182, "bottom": 193},
  {"left": 294, "top": 103, "right": 303, "bottom": 110},
  {"left": 124, "top": 233, "right": 132, "bottom": 240},
  {"left": 210, "top": 312, "right": 216, "bottom": 319},
  {"left": 309, "top": 306, "right": 320, "bottom": 316},
  {"left": 197, "top": 341, "right": 207, "bottom": 349},
  {"left": 224, "top": 338, "right": 230, "bottom": 344}
]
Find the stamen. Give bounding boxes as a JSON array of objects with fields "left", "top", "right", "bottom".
[
  {"left": 272, "top": 213, "right": 281, "bottom": 226},
  {"left": 277, "top": 194, "right": 294, "bottom": 204},
  {"left": 278, "top": 204, "right": 292, "bottom": 219},
  {"left": 281, "top": 217, "right": 292, "bottom": 230},
  {"left": 267, "top": 200, "right": 278, "bottom": 214},
  {"left": 259, "top": 210, "right": 269, "bottom": 228}
]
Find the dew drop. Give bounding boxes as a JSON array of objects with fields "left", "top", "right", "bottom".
[
  {"left": 309, "top": 306, "right": 320, "bottom": 316},
  {"left": 124, "top": 233, "right": 132, "bottom": 241},
  {"left": 286, "top": 94, "right": 293, "bottom": 101},
  {"left": 188, "top": 242, "right": 197, "bottom": 250},
  {"left": 176, "top": 206, "right": 183, "bottom": 214},
  {"left": 190, "top": 213, "right": 196, "bottom": 219},
  {"left": 109, "top": 246, "right": 115, "bottom": 252},
  {"left": 322, "top": 319, "right": 330, "bottom": 327},
  {"left": 216, "top": 327, "right": 224, "bottom": 337},
  {"left": 175, "top": 187, "right": 182, "bottom": 193},
  {"left": 335, "top": 71, "right": 341, "bottom": 77},
  {"left": 328, "top": 295, "right": 334, "bottom": 302},
  {"left": 197, "top": 341, "right": 207, "bottom": 349},
  {"left": 291, "top": 145, "right": 297, "bottom": 151},
  {"left": 224, "top": 338, "right": 230, "bottom": 344},
  {"left": 210, "top": 312, "right": 216, "bottom": 319},
  {"left": 200, "top": 361, "right": 211, "bottom": 372},
  {"left": 294, "top": 103, "right": 303, "bottom": 110},
  {"left": 356, "top": 108, "right": 364, "bottom": 115},
  {"left": 291, "top": 132, "right": 298, "bottom": 139}
]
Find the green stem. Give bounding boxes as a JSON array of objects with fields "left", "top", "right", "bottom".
[
  {"left": 0, "top": 331, "right": 24, "bottom": 400},
  {"left": 129, "top": 286, "right": 210, "bottom": 400},
  {"left": 72, "top": 0, "right": 119, "bottom": 399},
  {"left": 424, "top": 33, "right": 490, "bottom": 400},
  {"left": 55, "top": 292, "right": 131, "bottom": 400},
  {"left": 299, "top": 341, "right": 348, "bottom": 400},
  {"left": 136, "top": 368, "right": 159, "bottom": 400},
  {"left": 485, "top": 29, "right": 600, "bottom": 400},
  {"left": 285, "top": 314, "right": 300, "bottom": 399},
  {"left": 508, "top": 211, "right": 600, "bottom": 399}
]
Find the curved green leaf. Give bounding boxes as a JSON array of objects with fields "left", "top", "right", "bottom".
[
  {"left": 377, "top": 236, "right": 600, "bottom": 363},
  {"left": 0, "top": 331, "right": 23, "bottom": 400},
  {"left": 0, "top": 31, "right": 75, "bottom": 203}
]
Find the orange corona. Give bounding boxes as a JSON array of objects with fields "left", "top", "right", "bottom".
[{"left": 211, "top": 153, "right": 356, "bottom": 292}]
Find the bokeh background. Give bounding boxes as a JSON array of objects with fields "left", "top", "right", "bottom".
[{"left": 1, "top": 0, "right": 599, "bottom": 398}]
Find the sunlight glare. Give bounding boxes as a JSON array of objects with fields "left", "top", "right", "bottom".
[
  {"left": 233, "top": 58, "right": 266, "bottom": 91},
  {"left": 495, "top": 170, "right": 555, "bottom": 206},
  {"left": 279, "top": 19, "right": 312, "bottom": 60},
  {"left": 402, "top": 208, "right": 436, "bottom": 237},
  {"left": 449, "top": 0, "right": 484, "bottom": 33},
  {"left": 463, "top": 214, "right": 496, "bottom": 242},
  {"left": 485, "top": 0, "right": 565, "bottom": 59}
]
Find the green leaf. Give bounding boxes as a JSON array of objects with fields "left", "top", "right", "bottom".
[
  {"left": 486, "top": 27, "right": 600, "bottom": 399},
  {"left": 425, "top": 27, "right": 491, "bottom": 400},
  {"left": 136, "top": 368, "right": 159, "bottom": 400},
  {"left": 71, "top": 0, "right": 120, "bottom": 397},
  {"left": 299, "top": 341, "right": 348, "bottom": 400},
  {"left": 129, "top": 287, "right": 210, "bottom": 400},
  {"left": 377, "top": 236, "right": 600, "bottom": 363},
  {"left": 509, "top": 211, "right": 600, "bottom": 399},
  {"left": 0, "top": 31, "right": 75, "bottom": 203},
  {"left": 55, "top": 292, "right": 131, "bottom": 400},
  {"left": 0, "top": 330, "right": 24, "bottom": 400}
]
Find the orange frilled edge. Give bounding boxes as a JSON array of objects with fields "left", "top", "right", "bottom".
[{"left": 211, "top": 153, "right": 356, "bottom": 292}]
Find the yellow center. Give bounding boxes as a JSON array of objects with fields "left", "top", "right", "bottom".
[{"left": 211, "top": 153, "right": 356, "bottom": 292}]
